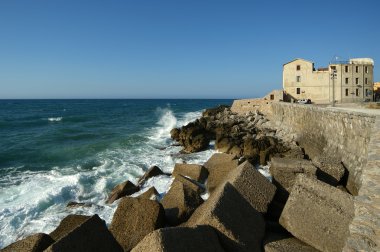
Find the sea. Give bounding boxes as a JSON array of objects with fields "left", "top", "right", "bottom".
[{"left": 0, "top": 99, "right": 232, "bottom": 248}]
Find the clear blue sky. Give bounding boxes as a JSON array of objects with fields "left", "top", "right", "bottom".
[{"left": 0, "top": 0, "right": 379, "bottom": 99}]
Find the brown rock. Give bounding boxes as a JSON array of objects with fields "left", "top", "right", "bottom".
[
  {"left": 203, "top": 153, "right": 239, "bottom": 194},
  {"left": 131, "top": 226, "right": 224, "bottom": 252},
  {"left": 279, "top": 175, "right": 354, "bottom": 252},
  {"left": 225, "top": 160, "right": 276, "bottom": 214},
  {"left": 110, "top": 197, "right": 165, "bottom": 251},
  {"left": 45, "top": 215, "right": 122, "bottom": 252},
  {"left": 161, "top": 180, "right": 203, "bottom": 225},
  {"left": 138, "top": 166, "right": 164, "bottom": 185},
  {"left": 264, "top": 232, "right": 319, "bottom": 252},
  {"left": 172, "top": 163, "right": 208, "bottom": 183},
  {"left": 66, "top": 201, "right": 92, "bottom": 208},
  {"left": 49, "top": 214, "right": 91, "bottom": 241},
  {"left": 185, "top": 182, "right": 265, "bottom": 252},
  {"left": 138, "top": 187, "right": 159, "bottom": 201},
  {"left": 270, "top": 157, "right": 317, "bottom": 192},
  {"left": 1, "top": 233, "right": 54, "bottom": 252},
  {"left": 175, "top": 176, "right": 205, "bottom": 193},
  {"left": 170, "top": 128, "right": 180, "bottom": 141},
  {"left": 106, "top": 180, "right": 139, "bottom": 204}
]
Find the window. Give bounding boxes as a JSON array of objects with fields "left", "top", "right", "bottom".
[
  {"left": 365, "top": 78, "right": 368, "bottom": 84},
  {"left": 356, "top": 89, "right": 359, "bottom": 96},
  {"left": 345, "top": 78, "right": 349, "bottom": 84},
  {"left": 331, "top": 66, "right": 336, "bottom": 70},
  {"left": 296, "top": 65, "right": 301, "bottom": 71},
  {"left": 365, "top": 66, "right": 369, "bottom": 73},
  {"left": 345, "top": 65, "right": 349, "bottom": 73},
  {"left": 270, "top": 94, "right": 274, "bottom": 100},
  {"left": 355, "top": 66, "right": 359, "bottom": 73},
  {"left": 345, "top": 89, "right": 349, "bottom": 96},
  {"left": 356, "top": 78, "right": 359, "bottom": 85},
  {"left": 366, "top": 89, "right": 368, "bottom": 96},
  {"left": 296, "top": 76, "right": 301, "bottom": 82},
  {"left": 296, "top": 88, "right": 301, "bottom": 94}
]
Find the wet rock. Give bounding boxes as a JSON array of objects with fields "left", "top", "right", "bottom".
[
  {"left": 66, "top": 201, "right": 92, "bottom": 209},
  {"left": 170, "top": 128, "right": 180, "bottom": 141},
  {"left": 138, "top": 187, "right": 159, "bottom": 201},
  {"left": 161, "top": 180, "right": 203, "bottom": 226},
  {"left": 225, "top": 160, "right": 276, "bottom": 214},
  {"left": 106, "top": 180, "right": 139, "bottom": 204},
  {"left": 1, "top": 233, "right": 54, "bottom": 252},
  {"left": 172, "top": 163, "right": 208, "bottom": 183},
  {"left": 264, "top": 232, "right": 319, "bottom": 252},
  {"left": 138, "top": 166, "right": 164, "bottom": 185},
  {"left": 49, "top": 214, "right": 91, "bottom": 241},
  {"left": 45, "top": 215, "right": 122, "bottom": 252},
  {"left": 110, "top": 197, "right": 165, "bottom": 251},
  {"left": 174, "top": 121, "right": 212, "bottom": 153},
  {"left": 131, "top": 226, "right": 224, "bottom": 252},
  {"left": 185, "top": 182, "right": 265, "bottom": 252},
  {"left": 279, "top": 175, "right": 354, "bottom": 252},
  {"left": 203, "top": 153, "right": 239, "bottom": 194}
]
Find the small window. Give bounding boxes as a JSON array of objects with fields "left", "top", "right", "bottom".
[
  {"left": 365, "top": 89, "right": 368, "bottom": 96},
  {"left": 331, "top": 66, "right": 336, "bottom": 70},
  {"left": 296, "top": 76, "right": 301, "bottom": 82},
  {"left": 270, "top": 94, "right": 274, "bottom": 100},
  {"left": 356, "top": 78, "right": 359, "bottom": 84},
  {"left": 345, "top": 89, "right": 349, "bottom": 96},
  {"left": 355, "top": 66, "right": 359, "bottom": 73},
  {"left": 356, "top": 89, "right": 359, "bottom": 96},
  {"left": 365, "top": 78, "right": 368, "bottom": 84},
  {"left": 296, "top": 88, "right": 301, "bottom": 94},
  {"left": 345, "top": 78, "right": 349, "bottom": 84},
  {"left": 296, "top": 65, "right": 301, "bottom": 71},
  {"left": 345, "top": 65, "right": 349, "bottom": 73},
  {"left": 365, "top": 66, "right": 369, "bottom": 73}
]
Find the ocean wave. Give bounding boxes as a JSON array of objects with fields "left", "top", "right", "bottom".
[{"left": 47, "top": 117, "right": 63, "bottom": 122}]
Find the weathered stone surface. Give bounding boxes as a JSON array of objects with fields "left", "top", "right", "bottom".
[
  {"left": 66, "top": 201, "right": 92, "bottom": 208},
  {"left": 175, "top": 176, "right": 205, "bottom": 193},
  {"left": 225, "top": 160, "right": 276, "bottom": 214},
  {"left": 138, "top": 166, "right": 164, "bottom": 185},
  {"left": 270, "top": 157, "right": 317, "bottom": 192},
  {"left": 131, "top": 226, "right": 225, "bottom": 252},
  {"left": 110, "top": 197, "right": 165, "bottom": 251},
  {"left": 171, "top": 121, "right": 212, "bottom": 153},
  {"left": 161, "top": 180, "right": 203, "bottom": 225},
  {"left": 45, "top": 214, "right": 122, "bottom": 252},
  {"left": 203, "top": 153, "right": 239, "bottom": 193},
  {"left": 312, "top": 155, "right": 345, "bottom": 186},
  {"left": 1, "top": 233, "right": 54, "bottom": 252},
  {"left": 172, "top": 163, "right": 208, "bottom": 183},
  {"left": 138, "top": 186, "right": 159, "bottom": 201},
  {"left": 279, "top": 175, "right": 354, "bottom": 252},
  {"left": 264, "top": 232, "right": 319, "bottom": 252},
  {"left": 185, "top": 182, "right": 265, "bottom": 252},
  {"left": 106, "top": 180, "right": 139, "bottom": 204},
  {"left": 49, "top": 214, "right": 91, "bottom": 241}
]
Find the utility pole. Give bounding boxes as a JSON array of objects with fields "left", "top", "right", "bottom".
[{"left": 330, "top": 69, "right": 337, "bottom": 107}]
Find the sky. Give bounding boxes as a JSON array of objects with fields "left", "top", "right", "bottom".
[{"left": 0, "top": 0, "right": 379, "bottom": 99}]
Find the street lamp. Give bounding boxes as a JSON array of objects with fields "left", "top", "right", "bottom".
[{"left": 330, "top": 69, "right": 337, "bottom": 107}]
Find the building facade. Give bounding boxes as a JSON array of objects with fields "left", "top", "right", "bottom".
[{"left": 283, "top": 58, "right": 374, "bottom": 104}]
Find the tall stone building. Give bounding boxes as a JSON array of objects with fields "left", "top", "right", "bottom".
[{"left": 283, "top": 58, "right": 374, "bottom": 104}]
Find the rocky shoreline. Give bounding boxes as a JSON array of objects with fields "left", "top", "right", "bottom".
[{"left": 2, "top": 105, "right": 356, "bottom": 252}]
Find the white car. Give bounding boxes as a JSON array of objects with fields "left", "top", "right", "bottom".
[{"left": 297, "top": 99, "right": 311, "bottom": 104}]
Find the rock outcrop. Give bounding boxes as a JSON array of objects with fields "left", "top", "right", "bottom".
[
  {"left": 279, "top": 175, "right": 354, "bottom": 252},
  {"left": 1, "top": 233, "right": 54, "bottom": 252},
  {"left": 131, "top": 226, "right": 224, "bottom": 252},
  {"left": 110, "top": 197, "right": 165, "bottom": 251},
  {"left": 106, "top": 180, "right": 139, "bottom": 204}
]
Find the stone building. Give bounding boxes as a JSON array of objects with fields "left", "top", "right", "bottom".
[
  {"left": 374, "top": 82, "right": 380, "bottom": 101},
  {"left": 283, "top": 58, "right": 374, "bottom": 104}
]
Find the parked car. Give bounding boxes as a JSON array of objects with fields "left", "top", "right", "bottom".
[{"left": 297, "top": 99, "right": 312, "bottom": 104}]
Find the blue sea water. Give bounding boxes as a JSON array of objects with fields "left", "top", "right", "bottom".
[{"left": 0, "top": 99, "right": 232, "bottom": 248}]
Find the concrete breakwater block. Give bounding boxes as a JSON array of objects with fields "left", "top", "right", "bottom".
[
  {"left": 1, "top": 233, "right": 54, "bottom": 252},
  {"left": 131, "top": 226, "right": 224, "bottom": 252},
  {"left": 172, "top": 163, "right": 208, "bottom": 183},
  {"left": 270, "top": 157, "right": 317, "bottom": 192},
  {"left": 161, "top": 180, "right": 203, "bottom": 226},
  {"left": 138, "top": 186, "right": 159, "bottom": 201},
  {"left": 45, "top": 214, "right": 123, "bottom": 252},
  {"left": 279, "top": 175, "right": 354, "bottom": 252},
  {"left": 49, "top": 214, "right": 91, "bottom": 241},
  {"left": 312, "top": 155, "right": 345, "bottom": 186},
  {"left": 203, "top": 153, "right": 239, "bottom": 194},
  {"left": 185, "top": 182, "right": 265, "bottom": 252},
  {"left": 264, "top": 232, "right": 319, "bottom": 252},
  {"left": 110, "top": 197, "right": 165, "bottom": 251},
  {"left": 106, "top": 180, "right": 139, "bottom": 204},
  {"left": 138, "top": 165, "right": 164, "bottom": 186},
  {"left": 225, "top": 160, "right": 276, "bottom": 214}
]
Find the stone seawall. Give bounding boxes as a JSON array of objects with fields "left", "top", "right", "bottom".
[{"left": 232, "top": 101, "right": 380, "bottom": 251}]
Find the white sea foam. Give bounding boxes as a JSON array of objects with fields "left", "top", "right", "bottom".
[
  {"left": 47, "top": 117, "right": 63, "bottom": 122},
  {"left": 0, "top": 107, "right": 215, "bottom": 248}
]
